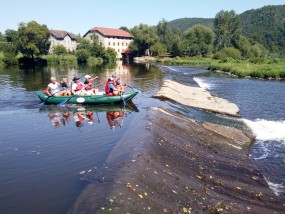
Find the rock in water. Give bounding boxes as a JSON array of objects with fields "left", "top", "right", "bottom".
[{"left": 153, "top": 80, "right": 240, "bottom": 117}]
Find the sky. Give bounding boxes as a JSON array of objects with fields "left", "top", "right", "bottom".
[{"left": 0, "top": 0, "right": 284, "bottom": 35}]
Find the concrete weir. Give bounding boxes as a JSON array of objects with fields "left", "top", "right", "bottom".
[{"left": 153, "top": 80, "right": 240, "bottom": 117}]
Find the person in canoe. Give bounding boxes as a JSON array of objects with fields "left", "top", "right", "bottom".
[
  {"left": 112, "top": 74, "right": 125, "bottom": 95},
  {"left": 45, "top": 77, "right": 68, "bottom": 96},
  {"left": 84, "top": 75, "right": 98, "bottom": 95},
  {"left": 60, "top": 78, "right": 71, "bottom": 96},
  {"left": 71, "top": 76, "right": 85, "bottom": 95},
  {"left": 105, "top": 77, "right": 124, "bottom": 96}
]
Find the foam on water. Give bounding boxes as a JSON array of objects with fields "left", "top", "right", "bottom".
[
  {"left": 243, "top": 119, "right": 285, "bottom": 142},
  {"left": 193, "top": 77, "right": 215, "bottom": 90},
  {"left": 265, "top": 178, "right": 285, "bottom": 197}
]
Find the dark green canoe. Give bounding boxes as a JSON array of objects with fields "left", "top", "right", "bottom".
[{"left": 37, "top": 90, "right": 138, "bottom": 105}]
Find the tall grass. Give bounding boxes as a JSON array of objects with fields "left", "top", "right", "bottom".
[{"left": 159, "top": 56, "right": 285, "bottom": 79}]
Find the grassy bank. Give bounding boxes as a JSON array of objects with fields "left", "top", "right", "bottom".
[
  {"left": 155, "top": 56, "right": 285, "bottom": 79},
  {"left": 0, "top": 52, "right": 105, "bottom": 67}
]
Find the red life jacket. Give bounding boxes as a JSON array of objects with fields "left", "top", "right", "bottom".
[
  {"left": 105, "top": 81, "right": 113, "bottom": 94},
  {"left": 85, "top": 82, "right": 92, "bottom": 90},
  {"left": 75, "top": 83, "right": 83, "bottom": 92}
]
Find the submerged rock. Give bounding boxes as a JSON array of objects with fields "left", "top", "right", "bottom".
[{"left": 153, "top": 80, "right": 240, "bottom": 117}]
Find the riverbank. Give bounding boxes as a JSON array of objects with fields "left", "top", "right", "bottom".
[
  {"left": 135, "top": 56, "right": 285, "bottom": 79},
  {"left": 69, "top": 108, "right": 285, "bottom": 213}
]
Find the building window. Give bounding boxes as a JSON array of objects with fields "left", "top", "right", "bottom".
[
  {"left": 99, "top": 42, "right": 103, "bottom": 46},
  {"left": 109, "top": 42, "right": 111, "bottom": 46},
  {"left": 122, "top": 42, "right": 124, "bottom": 46},
  {"left": 118, "top": 49, "right": 120, "bottom": 52},
  {"left": 118, "top": 42, "right": 120, "bottom": 46},
  {"left": 113, "top": 42, "right": 115, "bottom": 46},
  {"left": 126, "top": 43, "right": 128, "bottom": 46}
]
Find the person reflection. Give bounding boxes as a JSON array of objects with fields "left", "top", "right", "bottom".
[
  {"left": 106, "top": 110, "right": 125, "bottom": 130},
  {"left": 48, "top": 112, "right": 71, "bottom": 128}
]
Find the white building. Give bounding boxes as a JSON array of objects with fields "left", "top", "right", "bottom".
[
  {"left": 83, "top": 27, "right": 134, "bottom": 58},
  {"left": 49, "top": 30, "right": 77, "bottom": 53}
]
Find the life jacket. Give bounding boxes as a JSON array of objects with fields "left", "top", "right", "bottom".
[
  {"left": 75, "top": 83, "right": 83, "bottom": 92},
  {"left": 85, "top": 82, "right": 92, "bottom": 90},
  {"left": 105, "top": 80, "right": 114, "bottom": 94}
]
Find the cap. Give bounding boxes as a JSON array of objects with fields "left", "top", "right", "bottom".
[
  {"left": 85, "top": 75, "right": 92, "bottom": 79},
  {"left": 73, "top": 76, "right": 80, "bottom": 81},
  {"left": 111, "top": 74, "right": 116, "bottom": 78}
]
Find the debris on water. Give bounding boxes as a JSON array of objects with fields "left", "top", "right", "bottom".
[
  {"left": 79, "top": 171, "right": 86, "bottom": 175},
  {"left": 126, "top": 183, "right": 132, "bottom": 189},
  {"left": 138, "top": 194, "right": 143, "bottom": 199}
]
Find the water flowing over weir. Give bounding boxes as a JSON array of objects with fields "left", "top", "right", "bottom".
[
  {"left": 191, "top": 74, "right": 285, "bottom": 202},
  {"left": 159, "top": 66, "right": 285, "bottom": 201}
]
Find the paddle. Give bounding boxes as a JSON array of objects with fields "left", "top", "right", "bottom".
[
  {"left": 58, "top": 82, "right": 74, "bottom": 106},
  {"left": 40, "top": 91, "right": 57, "bottom": 106},
  {"left": 57, "top": 94, "right": 76, "bottom": 106},
  {"left": 127, "top": 85, "right": 141, "bottom": 94}
]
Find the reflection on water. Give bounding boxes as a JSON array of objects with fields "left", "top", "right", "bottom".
[
  {"left": 43, "top": 104, "right": 138, "bottom": 130},
  {"left": 0, "top": 62, "right": 162, "bottom": 214}
]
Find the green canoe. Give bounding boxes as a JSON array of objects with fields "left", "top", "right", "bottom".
[{"left": 37, "top": 90, "right": 138, "bottom": 105}]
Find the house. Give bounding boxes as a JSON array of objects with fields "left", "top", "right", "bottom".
[
  {"left": 49, "top": 30, "right": 77, "bottom": 53},
  {"left": 83, "top": 27, "right": 134, "bottom": 58}
]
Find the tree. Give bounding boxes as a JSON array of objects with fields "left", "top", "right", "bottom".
[
  {"left": 76, "top": 49, "right": 90, "bottom": 64},
  {"left": 119, "top": 26, "right": 130, "bottom": 33},
  {"left": 150, "top": 43, "right": 167, "bottom": 57},
  {"left": 52, "top": 45, "right": 67, "bottom": 55},
  {"left": 185, "top": 24, "right": 215, "bottom": 56},
  {"left": 5, "top": 29, "right": 19, "bottom": 43},
  {"left": 156, "top": 19, "right": 173, "bottom": 52},
  {"left": 18, "top": 21, "right": 50, "bottom": 60},
  {"left": 130, "top": 24, "right": 159, "bottom": 56},
  {"left": 214, "top": 10, "right": 241, "bottom": 50}
]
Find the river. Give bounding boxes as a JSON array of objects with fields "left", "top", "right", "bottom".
[
  {"left": 161, "top": 65, "right": 285, "bottom": 202},
  {"left": 0, "top": 62, "right": 284, "bottom": 213}
]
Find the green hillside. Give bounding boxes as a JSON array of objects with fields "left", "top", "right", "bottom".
[
  {"left": 168, "top": 18, "right": 214, "bottom": 31},
  {"left": 240, "top": 5, "right": 285, "bottom": 52},
  {"left": 168, "top": 5, "right": 285, "bottom": 53}
]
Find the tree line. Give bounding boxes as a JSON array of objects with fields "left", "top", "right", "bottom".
[
  {"left": 0, "top": 21, "right": 117, "bottom": 66},
  {"left": 127, "top": 10, "right": 269, "bottom": 60}
]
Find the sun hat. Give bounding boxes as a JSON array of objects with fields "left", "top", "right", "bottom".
[
  {"left": 73, "top": 76, "right": 80, "bottom": 81},
  {"left": 85, "top": 75, "right": 92, "bottom": 79}
]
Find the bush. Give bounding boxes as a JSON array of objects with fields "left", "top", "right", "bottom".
[
  {"left": 3, "top": 53, "right": 18, "bottom": 66},
  {"left": 249, "top": 57, "right": 265, "bottom": 64},
  {"left": 76, "top": 49, "right": 90, "bottom": 64},
  {"left": 220, "top": 47, "right": 242, "bottom": 60}
]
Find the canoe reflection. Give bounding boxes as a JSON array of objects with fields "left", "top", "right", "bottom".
[{"left": 41, "top": 103, "right": 139, "bottom": 129}]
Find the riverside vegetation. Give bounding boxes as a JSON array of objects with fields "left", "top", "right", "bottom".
[{"left": 0, "top": 5, "right": 284, "bottom": 79}]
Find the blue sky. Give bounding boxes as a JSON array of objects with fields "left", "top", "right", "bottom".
[{"left": 0, "top": 0, "right": 284, "bottom": 35}]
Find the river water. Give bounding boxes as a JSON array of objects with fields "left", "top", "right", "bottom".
[
  {"left": 0, "top": 63, "right": 284, "bottom": 213},
  {"left": 161, "top": 65, "right": 285, "bottom": 202}
]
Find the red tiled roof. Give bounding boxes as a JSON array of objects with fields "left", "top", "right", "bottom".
[
  {"left": 84, "top": 27, "right": 134, "bottom": 38},
  {"left": 50, "top": 30, "right": 77, "bottom": 40}
]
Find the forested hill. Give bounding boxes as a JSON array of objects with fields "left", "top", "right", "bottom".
[
  {"left": 240, "top": 5, "right": 285, "bottom": 52},
  {"left": 168, "top": 18, "right": 214, "bottom": 31},
  {"left": 168, "top": 5, "right": 285, "bottom": 52}
]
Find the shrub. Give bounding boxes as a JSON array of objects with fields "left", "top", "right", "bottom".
[
  {"left": 76, "top": 49, "right": 90, "bottom": 64},
  {"left": 3, "top": 53, "right": 18, "bottom": 66},
  {"left": 220, "top": 47, "right": 242, "bottom": 60},
  {"left": 249, "top": 57, "right": 265, "bottom": 64}
]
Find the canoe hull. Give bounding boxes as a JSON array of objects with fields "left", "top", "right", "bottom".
[{"left": 37, "top": 90, "right": 138, "bottom": 105}]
